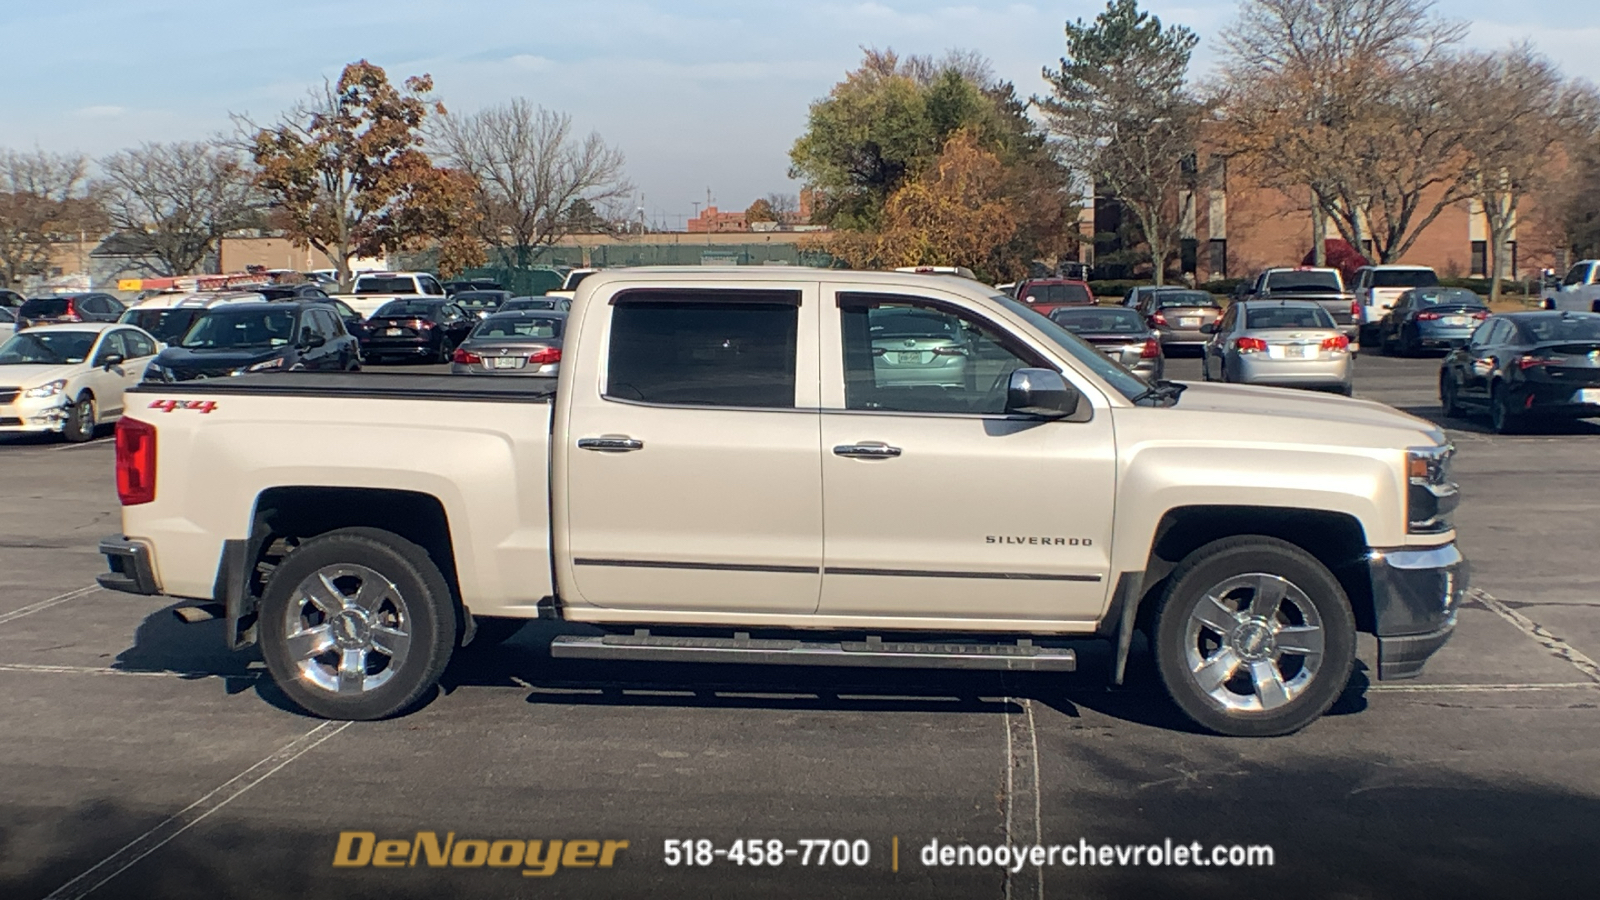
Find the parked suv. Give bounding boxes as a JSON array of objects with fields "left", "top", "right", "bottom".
[
  {"left": 1353, "top": 265, "right": 1439, "bottom": 342},
  {"left": 16, "top": 293, "right": 127, "bottom": 330},
  {"left": 143, "top": 300, "right": 361, "bottom": 381},
  {"left": 1015, "top": 278, "right": 1095, "bottom": 314}
]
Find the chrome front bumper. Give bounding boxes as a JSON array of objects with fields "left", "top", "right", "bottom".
[{"left": 1368, "top": 543, "right": 1467, "bottom": 679}]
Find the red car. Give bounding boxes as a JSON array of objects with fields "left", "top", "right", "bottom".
[{"left": 1015, "top": 279, "right": 1096, "bottom": 315}]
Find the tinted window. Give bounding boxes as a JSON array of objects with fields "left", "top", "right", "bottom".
[
  {"left": 373, "top": 300, "right": 444, "bottom": 317},
  {"left": 124, "top": 308, "right": 206, "bottom": 344},
  {"left": 1153, "top": 291, "right": 1220, "bottom": 309},
  {"left": 355, "top": 276, "right": 420, "bottom": 294},
  {"left": 1051, "top": 307, "right": 1146, "bottom": 333},
  {"left": 1519, "top": 315, "right": 1600, "bottom": 343},
  {"left": 1562, "top": 265, "right": 1589, "bottom": 286},
  {"left": 0, "top": 330, "right": 97, "bottom": 364},
  {"left": 1264, "top": 270, "right": 1342, "bottom": 292},
  {"left": 19, "top": 297, "right": 70, "bottom": 317},
  {"left": 94, "top": 331, "right": 128, "bottom": 364},
  {"left": 326, "top": 299, "right": 359, "bottom": 318},
  {"left": 606, "top": 293, "right": 798, "bottom": 408},
  {"left": 842, "top": 295, "right": 1037, "bottom": 414},
  {"left": 1468, "top": 321, "right": 1495, "bottom": 346},
  {"left": 181, "top": 308, "right": 297, "bottom": 349},
  {"left": 472, "top": 314, "right": 563, "bottom": 339},
  {"left": 420, "top": 276, "right": 445, "bottom": 296},
  {"left": 1245, "top": 306, "right": 1336, "bottom": 329},
  {"left": 1371, "top": 270, "right": 1439, "bottom": 289}
]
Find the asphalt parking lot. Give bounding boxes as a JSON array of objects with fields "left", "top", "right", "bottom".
[{"left": 1, "top": 352, "right": 1597, "bottom": 900}]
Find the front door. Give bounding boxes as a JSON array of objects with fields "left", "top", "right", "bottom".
[
  {"left": 816, "top": 289, "right": 1115, "bottom": 625},
  {"left": 559, "top": 284, "right": 824, "bottom": 615}
]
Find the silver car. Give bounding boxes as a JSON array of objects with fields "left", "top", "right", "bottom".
[
  {"left": 1202, "top": 300, "right": 1354, "bottom": 394},
  {"left": 1048, "top": 306, "right": 1164, "bottom": 380},
  {"left": 448, "top": 311, "right": 566, "bottom": 377},
  {"left": 868, "top": 307, "right": 968, "bottom": 387}
]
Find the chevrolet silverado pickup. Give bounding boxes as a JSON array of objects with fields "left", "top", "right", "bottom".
[
  {"left": 1247, "top": 267, "right": 1361, "bottom": 345},
  {"left": 97, "top": 268, "right": 1466, "bottom": 737}
]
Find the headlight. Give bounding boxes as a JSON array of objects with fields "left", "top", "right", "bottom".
[
  {"left": 22, "top": 379, "right": 67, "bottom": 399},
  {"left": 237, "top": 358, "right": 285, "bottom": 374},
  {"left": 1407, "top": 444, "right": 1458, "bottom": 534}
]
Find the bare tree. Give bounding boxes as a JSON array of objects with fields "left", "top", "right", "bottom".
[
  {"left": 1219, "top": 0, "right": 1473, "bottom": 263},
  {"left": 764, "top": 192, "right": 799, "bottom": 222},
  {"left": 0, "top": 149, "right": 99, "bottom": 289},
  {"left": 1448, "top": 46, "right": 1573, "bottom": 302},
  {"left": 96, "top": 141, "right": 263, "bottom": 277},
  {"left": 1039, "top": 0, "right": 1203, "bottom": 284},
  {"left": 434, "top": 99, "right": 631, "bottom": 266}
]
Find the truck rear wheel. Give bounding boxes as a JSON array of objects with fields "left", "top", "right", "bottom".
[
  {"left": 259, "top": 528, "right": 456, "bottom": 720},
  {"left": 1152, "top": 537, "right": 1356, "bottom": 737}
]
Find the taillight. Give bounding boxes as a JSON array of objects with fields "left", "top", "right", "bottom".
[
  {"left": 528, "top": 347, "right": 562, "bottom": 365},
  {"left": 1235, "top": 336, "right": 1267, "bottom": 353},
  {"left": 1140, "top": 338, "right": 1160, "bottom": 359},
  {"left": 115, "top": 418, "right": 157, "bottom": 506},
  {"left": 452, "top": 348, "right": 481, "bottom": 364},
  {"left": 1471, "top": 310, "right": 1489, "bottom": 320},
  {"left": 1350, "top": 299, "right": 1361, "bottom": 319},
  {"left": 1518, "top": 354, "right": 1566, "bottom": 370},
  {"left": 1150, "top": 312, "right": 1168, "bottom": 326},
  {"left": 1321, "top": 334, "right": 1350, "bottom": 351},
  {"left": 1416, "top": 311, "right": 1442, "bottom": 321}
]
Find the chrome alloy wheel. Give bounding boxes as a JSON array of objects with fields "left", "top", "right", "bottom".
[
  {"left": 1183, "top": 573, "right": 1325, "bottom": 712},
  {"left": 283, "top": 564, "right": 412, "bottom": 695}
]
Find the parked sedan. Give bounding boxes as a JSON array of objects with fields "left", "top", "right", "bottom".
[
  {"left": 363, "top": 298, "right": 474, "bottom": 364},
  {"left": 1139, "top": 290, "right": 1223, "bottom": 350},
  {"left": 1440, "top": 311, "right": 1600, "bottom": 433},
  {"left": 450, "top": 311, "right": 566, "bottom": 377},
  {"left": 867, "top": 307, "right": 968, "bottom": 387},
  {"left": 1202, "top": 300, "right": 1354, "bottom": 394},
  {"left": 144, "top": 301, "right": 360, "bottom": 382},
  {"left": 451, "top": 290, "right": 511, "bottom": 320},
  {"left": 1377, "top": 287, "right": 1489, "bottom": 356},
  {"left": 0, "top": 323, "right": 160, "bottom": 441},
  {"left": 1049, "top": 306, "right": 1163, "bottom": 380},
  {"left": 1122, "top": 284, "right": 1187, "bottom": 309},
  {"left": 15, "top": 293, "right": 126, "bottom": 330}
]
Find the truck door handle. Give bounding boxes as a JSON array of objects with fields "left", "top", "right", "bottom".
[
  {"left": 833, "top": 442, "right": 902, "bottom": 459},
  {"left": 577, "top": 437, "right": 644, "bottom": 452}
]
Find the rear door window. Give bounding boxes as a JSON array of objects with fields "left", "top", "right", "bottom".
[
  {"left": 20, "top": 298, "right": 70, "bottom": 317},
  {"left": 605, "top": 291, "right": 799, "bottom": 408}
]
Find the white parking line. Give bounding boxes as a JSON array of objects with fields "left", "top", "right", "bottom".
[
  {"left": 53, "top": 438, "right": 114, "bottom": 452},
  {"left": 1367, "top": 681, "right": 1598, "bottom": 693},
  {"left": 0, "top": 585, "right": 101, "bottom": 626},
  {"left": 0, "top": 662, "right": 261, "bottom": 680},
  {"left": 1471, "top": 588, "right": 1600, "bottom": 684},
  {"left": 1003, "top": 698, "right": 1043, "bottom": 900},
  {"left": 42, "top": 721, "right": 352, "bottom": 900}
]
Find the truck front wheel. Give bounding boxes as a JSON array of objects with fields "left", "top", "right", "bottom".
[
  {"left": 1152, "top": 537, "right": 1356, "bottom": 737},
  {"left": 259, "top": 528, "right": 457, "bottom": 720}
]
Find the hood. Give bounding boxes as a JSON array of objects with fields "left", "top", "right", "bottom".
[
  {"left": 1171, "top": 381, "right": 1445, "bottom": 444},
  {"left": 156, "top": 346, "right": 287, "bottom": 371},
  {"left": 0, "top": 363, "right": 80, "bottom": 389}
]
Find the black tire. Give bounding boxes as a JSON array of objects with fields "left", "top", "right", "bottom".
[
  {"left": 1490, "top": 383, "right": 1523, "bottom": 435},
  {"left": 1440, "top": 372, "right": 1463, "bottom": 418},
  {"left": 63, "top": 393, "right": 96, "bottom": 443},
  {"left": 258, "top": 527, "right": 457, "bottom": 720},
  {"left": 435, "top": 339, "right": 452, "bottom": 364},
  {"left": 1152, "top": 536, "right": 1356, "bottom": 737},
  {"left": 463, "top": 616, "right": 526, "bottom": 650}
]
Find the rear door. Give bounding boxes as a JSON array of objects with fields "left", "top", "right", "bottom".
[
  {"left": 816, "top": 286, "right": 1115, "bottom": 624},
  {"left": 558, "top": 283, "right": 824, "bottom": 615}
]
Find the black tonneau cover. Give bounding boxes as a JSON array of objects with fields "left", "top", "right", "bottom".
[{"left": 127, "top": 372, "right": 556, "bottom": 404}]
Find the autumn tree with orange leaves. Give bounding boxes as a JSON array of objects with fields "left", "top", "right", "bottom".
[{"left": 246, "top": 61, "right": 482, "bottom": 286}]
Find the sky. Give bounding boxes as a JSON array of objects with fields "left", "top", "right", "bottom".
[{"left": 2, "top": 1, "right": 1594, "bottom": 228}]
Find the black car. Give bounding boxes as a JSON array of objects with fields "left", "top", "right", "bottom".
[
  {"left": 443, "top": 279, "right": 505, "bottom": 296},
  {"left": 1377, "top": 287, "right": 1488, "bottom": 356},
  {"left": 144, "top": 300, "right": 361, "bottom": 382},
  {"left": 262, "top": 290, "right": 369, "bottom": 349},
  {"left": 452, "top": 289, "right": 511, "bottom": 320},
  {"left": 1440, "top": 311, "right": 1600, "bottom": 433},
  {"left": 16, "top": 293, "right": 126, "bottom": 329},
  {"left": 363, "top": 298, "right": 475, "bottom": 364}
]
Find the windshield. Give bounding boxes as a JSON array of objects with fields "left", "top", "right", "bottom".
[
  {"left": 1021, "top": 283, "right": 1092, "bottom": 306},
  {"left": 374, "top": 300, "right": 442, "bottom": 318},
  {"left": 994, "top": 295, "right": 1151, "bottom": 402},
  {"left": 1519, "top": 314, "right": 1600, "bottom": 343},
  {"left": 1264, "top": 270, "right": 1342, "bottom": 292},
  {"left": 1245, "top": 306, "right": 1336, "bottom": 329},
  {"left": 454, "top": 292, "right": 507, "bottom": 309},
  {"left": 354, "top": 276, "right": 418, "bottom": 294},
  {"left": 1050, "top": 307, "right": 1146, "bottom": 334},
  {"left": 124, "top": 308, "right": 205, "bottom": 343},
  {"left": 180, "top": 308, "right": 296, "bottom": 349},
  {"left": 471, "top": 315, "right": 563, "bottom": 339},
  {"left": 1373, "top": 269, "right": 1439, "bottom": 289},
  {"left": 1411, "top": 288, "right": 1484, "bottom": 307},
  {"left": 1154, "top": 291, "right": 1220, "bottom": 309},
  {"left": 0, "top": 330, "right": 96, "bottom": 365}
]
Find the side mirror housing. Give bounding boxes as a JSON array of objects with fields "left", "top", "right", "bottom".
[
  {"left": 300, "top": 328, "right": 326, "bottom": 349},
  {"left": 102, "top": 353, "right": 125, "bottom": 370},
  {"left": 1005, "top": 368, "right": 1080, "bottom": 419}
]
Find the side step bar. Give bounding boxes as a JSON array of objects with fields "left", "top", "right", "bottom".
[{"left": 550, "top": 632, "right": 1075, "bottom": 671}]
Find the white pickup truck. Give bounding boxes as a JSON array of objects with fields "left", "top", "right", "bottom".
[
  {"left": 1541, "top": 260, "right": 1600, "bottom": 312},
  {"left": 334, "top": 271, "right": 448, "bottom": 318},
  {"left": 97, "top": 268, "right": 1466, "bottom": 736}
]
